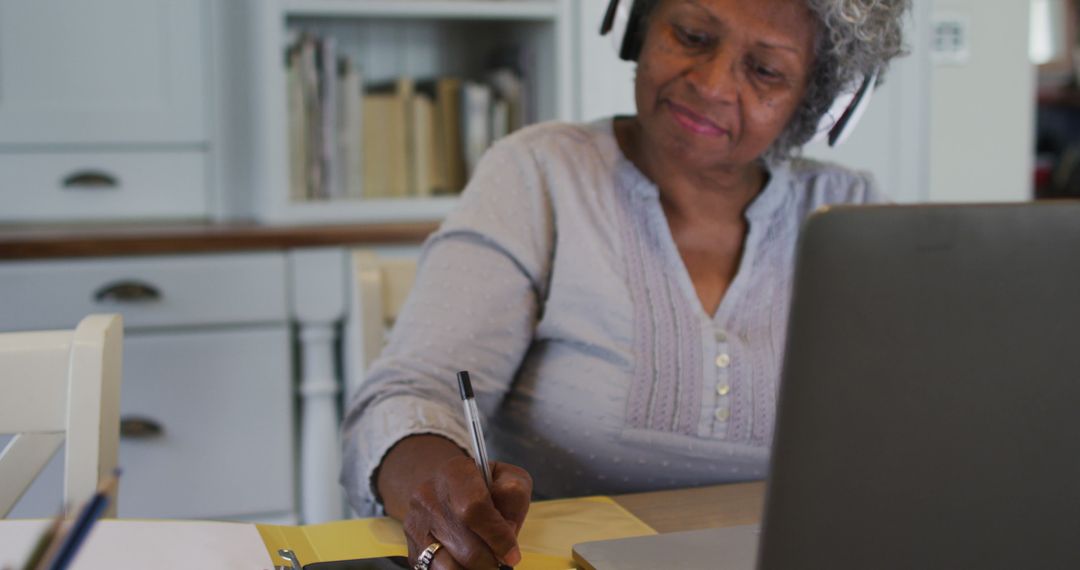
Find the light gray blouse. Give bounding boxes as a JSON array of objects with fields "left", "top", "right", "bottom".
[{"left": 341, "top": 118, "right": 885, "bottom": 515}]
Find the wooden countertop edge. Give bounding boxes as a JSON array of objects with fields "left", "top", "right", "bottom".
[{"left": 0, "top": 221, "right": 440, "bottom": 259}]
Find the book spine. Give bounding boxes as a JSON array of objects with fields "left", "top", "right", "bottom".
[
  {"left": 319, "top": 36, "right": 340, "bottom": 200},
  {"left": 461, "top": 81, "right": 493, "bottom": 179},
  {"left": 338, "top": 58, "right": 364, "bottom": 200},
  {"left": 286, "top": 48, "right": 307, "bottom": 202},
  {"left": 299, "top": 35, "right": 321, "bottom": 201}
]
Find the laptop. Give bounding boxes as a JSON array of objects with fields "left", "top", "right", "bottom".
[{"left": 574, "top": 202, "right": 1080, "bottom": 569}]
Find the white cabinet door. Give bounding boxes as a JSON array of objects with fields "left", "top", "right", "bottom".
[
  {"left": 0, "top": 0, "right": 207, "bottom": 145},
  {"left": 4, "top": 326, "right": 295, "bottom": 521},
  {"left": 117, "top": 327, "right": 295, "bottom": 520}
]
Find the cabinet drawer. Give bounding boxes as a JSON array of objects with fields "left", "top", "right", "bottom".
[
  {"left": 5, "top": 326, "right": 295, "bottom": 521},
  {"left": 0, "top": 252, "right": 288, "bottom": 331},
  {"left": 0, "top": 150, "right": 207, "bottom": 222}
]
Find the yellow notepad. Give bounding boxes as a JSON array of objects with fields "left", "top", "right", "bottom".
[{"left": 257, "top": 496, "right": 656, "bottom": 570}]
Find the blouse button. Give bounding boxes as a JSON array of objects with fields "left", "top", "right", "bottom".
[
  {"left": 716, "top": 384, "right": 730, "bottom": 396},
  {"left": 715, "top": 353, "right": 731, "bottom": 368},
  {"left": 715, "top": 330, "right": 728, "bottom": 342},
  {"left": 715, "top": 408, "right": 730, "bottom": 422}
]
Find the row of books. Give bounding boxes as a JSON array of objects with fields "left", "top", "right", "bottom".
[{"left": 285, "top": 33, "right": 527, "bottom": 202}]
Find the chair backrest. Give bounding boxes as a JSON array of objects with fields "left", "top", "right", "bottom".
[
  {"left": 0, "top": 314, "right": 123, "bottom": 518},
  {"left": 345, "top": 250, "right": 417, "bottom": 396}
]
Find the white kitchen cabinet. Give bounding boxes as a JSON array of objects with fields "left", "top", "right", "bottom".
[
  {"left": 4, "top": 326, "right": 295, "bottom": 521},
  {"left": 0, "top": 0, "right": 210, "bottom": 223},
  {"left": 0, "top": 251, "right": 296, "bottom": 522},
  {"left": 0, "top": 1, "right": 590, "bottom": 224},
  {"left": 115, "top": 327, "right": 295, "bottom": 520},
  {"left": 0, "top": 0, "right": 207, "bottom": 145}
]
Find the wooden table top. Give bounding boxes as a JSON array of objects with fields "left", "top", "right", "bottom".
[
  {"left": 611, "top": 481, "right": 766, "bottom": 533},
  {"left": 0, "top": 221, "right": 439, "bottom": 259}
]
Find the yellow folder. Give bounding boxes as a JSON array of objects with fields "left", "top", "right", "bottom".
[{"left": 256, "top": 496, "right": 656, "bottom": 570}]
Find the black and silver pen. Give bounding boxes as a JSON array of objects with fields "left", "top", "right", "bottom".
[
  {"left": 456, "top": 371, "right": 515, "bottom": 570},
  {"left": 457, "top": 370, "right": 494, "bottom": 488}
]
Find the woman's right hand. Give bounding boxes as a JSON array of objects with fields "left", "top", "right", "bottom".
[
  {"left": 403, "top": 456, "right": 532, "bottom": 569},
  {"left": 377, "top": 435, "right": 533, "bottom": 569}
]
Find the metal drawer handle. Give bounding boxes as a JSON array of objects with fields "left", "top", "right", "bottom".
[
  {"left": 120, "top": 416, "right": 165, "bottom": 440},
  {"left": 62, "top": 169, "right": 119, "bottom": 189},
  {"left": 94, "top": 280, "right": 162, "bottom": 304}
]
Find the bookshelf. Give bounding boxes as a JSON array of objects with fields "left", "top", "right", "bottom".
[{"left": 216, "top": 0, "right": 574, "bottom": 225}]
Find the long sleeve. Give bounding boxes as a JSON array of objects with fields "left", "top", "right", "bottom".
[{"left": 340, "top": 135, "right": 555, "bottom": 515}]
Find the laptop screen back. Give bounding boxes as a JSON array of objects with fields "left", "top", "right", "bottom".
[{"left": 758, "top": 203, "right": 1080, "bottom": 569}]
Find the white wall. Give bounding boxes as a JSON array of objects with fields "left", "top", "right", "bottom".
[
  {"left": 575, "top": 0, "right": 636, "bottom": 121},
  {"left": 927, "top": 0, "right": 1035, "bottom": 202}
]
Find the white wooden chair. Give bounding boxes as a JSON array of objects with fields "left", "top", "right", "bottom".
[
  {"left": 344, "top": 250, "right": 417, "bottom": 397},
  {"left": 0, "top": 314, "right": 123, "bottom": 518}
]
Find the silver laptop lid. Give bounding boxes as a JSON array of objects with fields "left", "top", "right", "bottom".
[
  {"left": 572, "top": 525, "right": 759, "bottom": 570},
  {"left": 759, "top": 202, "right": 1080, "bottom": 569}
]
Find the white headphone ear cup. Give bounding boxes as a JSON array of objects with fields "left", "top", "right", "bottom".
[
  {"left": 811, "top": 90, "right": 858, "bottom": 144},
  {"left": 609, "top": 0, "right": 633, "bottom": 56},
  {"left": 828, "top": 77, "right": 875, "bottom": 146},
  {"left": 810, "top": 71, "right": 878, "bottom": 146}
]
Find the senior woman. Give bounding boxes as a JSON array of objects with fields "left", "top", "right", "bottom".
[{"left": 342, "top": 0, "right": 908, "bottom": 567}]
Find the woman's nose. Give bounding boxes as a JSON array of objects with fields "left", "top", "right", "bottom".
[{"left": 686, "top": 51, "right": 740, "bottom": 103}]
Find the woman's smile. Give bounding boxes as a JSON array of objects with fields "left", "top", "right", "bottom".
[{"left": 664, "top": 100, "right": 730, "bottom": 138}]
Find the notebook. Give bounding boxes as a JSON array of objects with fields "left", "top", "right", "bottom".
[
  {"left": 0, "top": 495, "right": 653, "bottom": 569},
  {"left": 574, "top": 202, "right": 1080, "bottom": 569}
]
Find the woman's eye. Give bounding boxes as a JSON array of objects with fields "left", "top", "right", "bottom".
[
  {"left": 674, "top": 26, "right": 710, "bottom": 48},
  {"left": 751, "top": 63, "right": 784, "bottom": 82}
]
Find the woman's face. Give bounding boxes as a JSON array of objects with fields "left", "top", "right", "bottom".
[{"left": 634, "top": 0, "right": 817, "bottom": 169}]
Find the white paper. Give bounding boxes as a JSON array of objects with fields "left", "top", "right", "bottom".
[{"left": 0, "top": 519, "right": 274, "bottom": 569}]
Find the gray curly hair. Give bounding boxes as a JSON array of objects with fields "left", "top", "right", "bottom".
[{"left": 635, "top": 0, "right": 910, "bottom": 161}]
